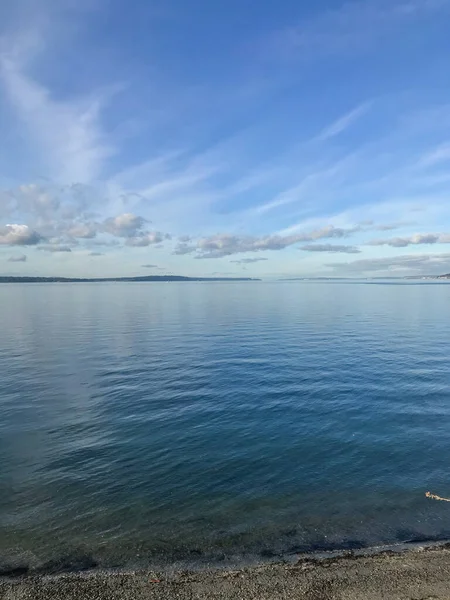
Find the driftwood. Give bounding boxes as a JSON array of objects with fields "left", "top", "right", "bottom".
[{"left": 426, "top": 491, "right": 450, "bottom": 502}]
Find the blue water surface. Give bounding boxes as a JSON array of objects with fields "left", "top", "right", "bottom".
[{"left": 1, "top": 281, "right": 450, "bottom": 572}]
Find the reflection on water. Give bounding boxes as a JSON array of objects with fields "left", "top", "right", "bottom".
[{"left": 1, "top": 281, "right": 450, "bottom": 572}]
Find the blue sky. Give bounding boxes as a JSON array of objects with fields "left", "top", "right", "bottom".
[{"left": 1, "top": 0, "right": 450, "bottom": 277}]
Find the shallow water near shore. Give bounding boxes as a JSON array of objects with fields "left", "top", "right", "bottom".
[{"left": 1, "top": 280, "right": 450, "bottom": 574}]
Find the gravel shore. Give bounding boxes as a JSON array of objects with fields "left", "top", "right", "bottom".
[{"left": 2, "top": 545, "right": 450, "bottom": 599}]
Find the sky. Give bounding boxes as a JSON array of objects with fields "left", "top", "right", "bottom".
[{"left": 1, "top": 0, "right": 450, "bottom": 278}]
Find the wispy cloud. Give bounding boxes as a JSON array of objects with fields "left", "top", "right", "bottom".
[
  {"left": 300, "top": 244, "right": 361, "bottom": 253},
  {"left": 253, "top": 150, "right": 361, "bottom": 216},
  {"left": 316, "top": 103, "right": 371, "bottom": 142},
  {"left": 327, "top": 252, "right": 450, "bottom": 275},
  {"left": 369, "top": 232, "right": 450, "bottom": 247},
  {"left": 174, "top": 225, "right": 362, "bottom": 258},
  {"left": 272, "top": 0, "right": 450, "bottom": 60},
  {"left": 36, "top": 245, "right": 72, "bottom": 253},
  {"left": 0, "top": 54, "right": 115, "bottom": 184},
  {"left": 230, "top": 257, "right": 269, "bottom": 264},
  {"left": 374, "top": 222, "right": 409, "bottom": 231},
  {"left": 419, "top": 143, "right": 450, "bottom": 167}
]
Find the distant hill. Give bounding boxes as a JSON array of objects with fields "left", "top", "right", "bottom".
[
  {"left": 0, "top": 275, "right": 259, "bottom": 283},
  {"left": 437, "top": 273, "right": 450, "bottom": 279}
]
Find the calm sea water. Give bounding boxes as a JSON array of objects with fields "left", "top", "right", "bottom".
[{"left": 1, "top": 281, "right": 450, "bottom": 574}]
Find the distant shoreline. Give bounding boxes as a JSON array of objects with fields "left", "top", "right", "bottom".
[
  {"left": 2, "top": 275, "right": 449, "bottom": 283},
  {"left": 0, "top": 276, "right": 260, "bottom": 283}
]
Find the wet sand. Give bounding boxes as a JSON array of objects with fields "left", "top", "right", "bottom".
[{"left": 2, "top": 545, "right": 450, "bottom": 599}]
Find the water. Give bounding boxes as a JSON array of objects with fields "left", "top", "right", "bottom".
[{"left": 1, "top": 281, "right": 450, "bottom": 574}]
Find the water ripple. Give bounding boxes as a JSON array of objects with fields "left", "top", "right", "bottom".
[{"left": 1, "top": 281, "right": 450, "bottom": 571}]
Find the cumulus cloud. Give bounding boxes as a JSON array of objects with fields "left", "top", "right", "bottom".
[
  {"left": 0, "top": 183, "right": 100, "bottom": 238},
  {"left": 0, "top": 224, "right": 43, "bottom": 245},
  {"left": 230, "top": 257, "right": 269, "bottom": 264},
  {"left": 37, "top": 245, "right": 72, "bottom": 252},
  {"left": 1, "top": 183, "right": 108, "bottom": 246},
  {"left": 11, "top": 184, "right": 61, "bottom": 220},
  {"left": 174, "top": 225, "right": 360, "bottom": 258},
  {"left": 300, "top": 244, "right": 361, "bottom": 253},
  {"left": 327, "top": 253, "right": 450, "bottom": 275},
  {"left": 68, "top": 223, "right": 97, "bottom": 239},
  {"left": 99, "top": 213, "right": 171, "bottom": 247},
  {"left": 7, "top": 254, "right": 27, "bottom": 262},
  {"left": 103, "top": 213, "right": 147, "bottom": 238},
  {"left": 174, "top": 242, "right": 196, "bottom": 255},
  {"left": 126, "top": 232, "right": 170, "bottom": 247},
  {"left": 368, "top": 233, "right": 450, "bottom": 247}
]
